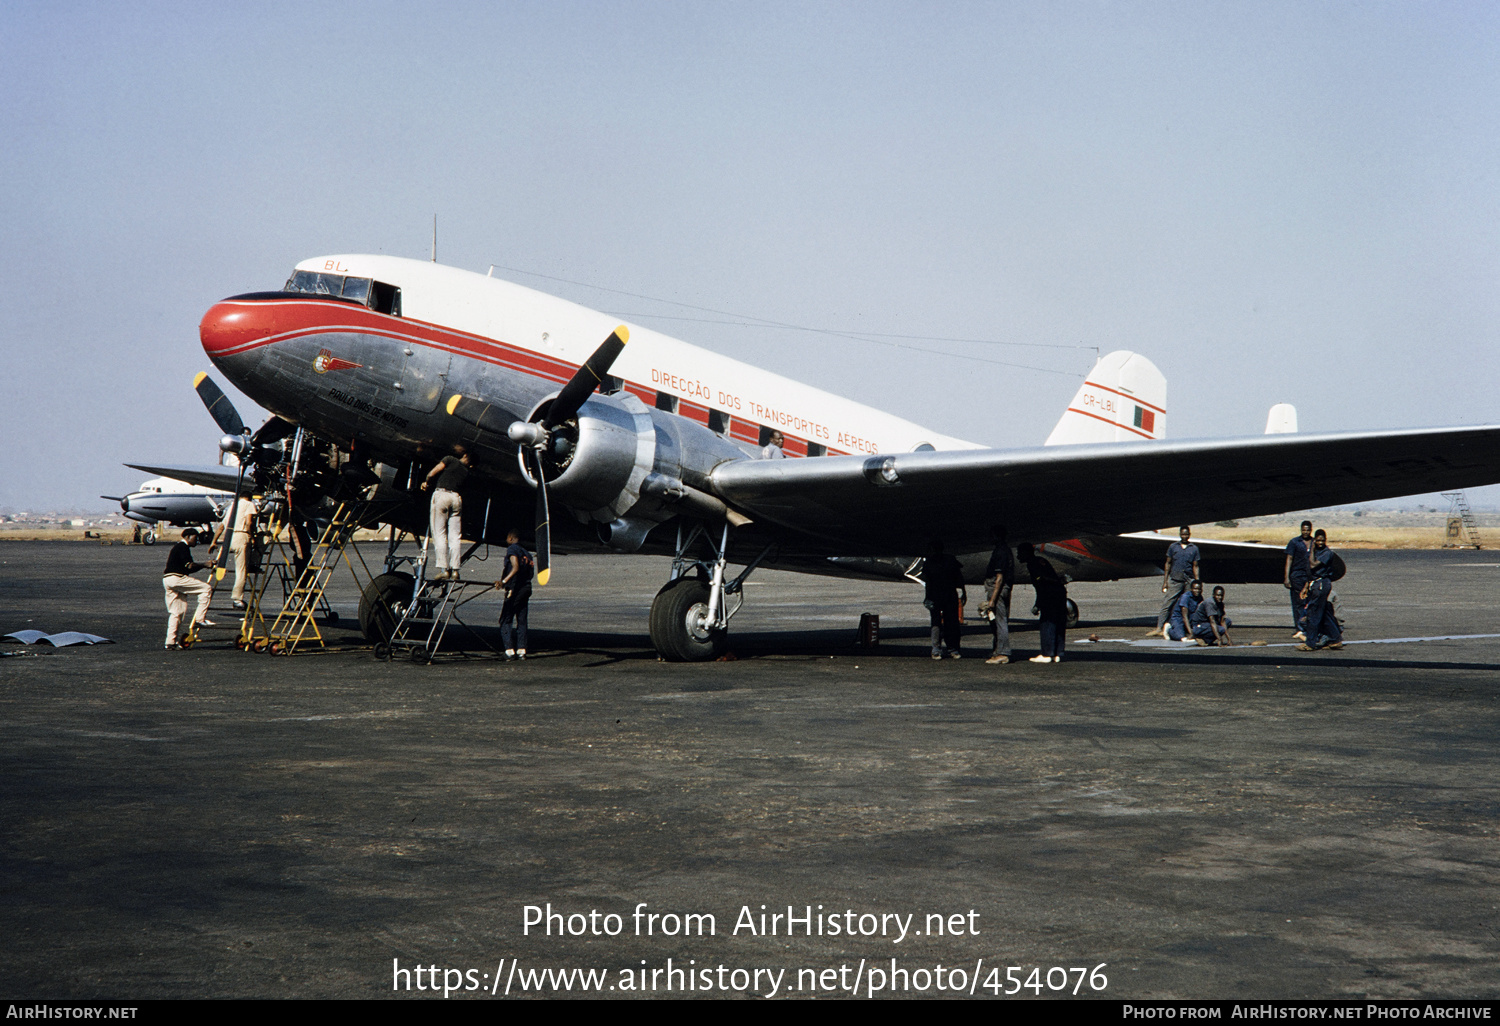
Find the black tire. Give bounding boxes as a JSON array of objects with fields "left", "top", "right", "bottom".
[
  {"left": 143, "top": 530, "right": 157, "bottom": 546},
  {"left": 373, "top": 642, "right": 391, "bottom": 661},
  {"left": 648, "top": 578, "right": 727, "bottom": 662},
  {"left": 359, "top": 572, "right": 414, "bottom": 644},
  {"left": 1065, "top": 598, "right": 1080, "bottom": 630},
  {"left": 326, "top": 609, "right": 340, "bottom": 625}
]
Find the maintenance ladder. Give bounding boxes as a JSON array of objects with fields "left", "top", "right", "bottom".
[
  {"left": 254, "top": 500, "right": 373, "bottom": 654},
  {"left": 1443, "top": 491, "right": 1485, "bottom": 549}
]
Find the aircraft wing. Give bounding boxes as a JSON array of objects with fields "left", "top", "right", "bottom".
[
  {"left": 710, "top": 425, "right": 1500, "bottom": 553},
  {"left": 124, "top": 464, "right": 242, "bottom": 493},
  {"left": 1080, "top": 533, "right": 1287, "bottom": 584}
]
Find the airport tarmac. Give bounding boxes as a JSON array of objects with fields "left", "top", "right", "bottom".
[{"left": 1, "top": 542, "right": 1497, "bottom": 1000}]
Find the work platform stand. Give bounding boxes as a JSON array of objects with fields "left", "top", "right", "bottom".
[{"left": 375, "top": 538, "right": 501, "bottom": 664}]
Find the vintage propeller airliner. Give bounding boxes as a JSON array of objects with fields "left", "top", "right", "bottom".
[{"left": 131, "top": 254, "right": 1500, "bottom": 660}]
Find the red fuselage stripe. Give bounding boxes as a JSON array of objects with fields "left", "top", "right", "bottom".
[
  {"left": 1080, "top": 379, "right": 1166, "bottom": 415},
  {"left": 1064, "top": 407, "right": 1157, "bottom": 440}
]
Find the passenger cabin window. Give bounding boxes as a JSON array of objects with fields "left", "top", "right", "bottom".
[
  {"left": 707, "top": 409, "right": 731, "bottom": 435},
  {"left": 283, "top": 270, "right": 401, "bottom": 316},
  {"left": 654, "top": 392, "right": 678, "bottom": 414},
  {"left": 807, "top": 442, "right": 827, "bottom": 457}
]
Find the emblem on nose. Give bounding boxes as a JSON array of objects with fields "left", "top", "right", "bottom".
[{"left": 313, "top": 349, "right": 362, "bottom": 374}]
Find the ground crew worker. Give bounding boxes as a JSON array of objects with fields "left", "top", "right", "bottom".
[
  {"left": 1284, "top": 520, "right": 1314, "bottom": 640},
  {"left": 1152, "top": 526, "right": 1200, "bottom": 637},
  {"left": 1298, "top": 530, "right": 1344, "bottom": 651},
  {"left": 1019, "top": 543, "right": 1068, "bottom": 663},
  {"left": 921, "top": 540, "right": 966, "bottom": 660},
  {"left": 1167, "top": 580, "right": 1204, "bottom": 642},
  {"left": 420, "top": 445, "right": 471, "bottom": 580},
  {"left": 978, "top": 525, "right": 1014, "bottom": 665},
  {"left": 762, "top": 430, "right": 787, "bottom": 459},
  {"left": 209, "top": 493, "right": 260, "bottom": 610},
  {"left": 495, "top": 529, "right": 534, "bottom": 661},
  {"left": 162, "top": 528, "right": 214, "bottom": 649},
  {"left": 1190, "top": 585, "right": 1235, "bottom": 646}
]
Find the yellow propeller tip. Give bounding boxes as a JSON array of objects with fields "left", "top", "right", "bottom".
[
  {"left": 215, "top": 568, "right": 226, "bottom": 581},
  {"left": 536, "top": 568, "right": 551, "bottom": 587},
  {"left": 615, "top": 325, "right": 629, "bottom": 344},
  {"left": 193, "top": 371, "right": 208, "bottom": 387},
  {"left": 445, "top": 393, "right": 461, "bottom": 415}
]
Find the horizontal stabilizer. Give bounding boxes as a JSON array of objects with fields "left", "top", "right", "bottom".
[
  {"left": 1046, "top": 351, "right": 1167, "bottom": 445},
  {"left": 1265, "top": 403, "right": 1298, "bottom": 434}
]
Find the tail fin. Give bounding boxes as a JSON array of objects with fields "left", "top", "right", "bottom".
[
  {"left": 1265, "top": 403, "right": 1298, "bottom": 434},
  {"left": 1044, "top": 350, "right": 1167, "bottom": 445}
]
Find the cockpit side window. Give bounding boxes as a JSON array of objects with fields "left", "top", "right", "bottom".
[{"left": 370, "top": 281, "right": 402, "bottom": 316}]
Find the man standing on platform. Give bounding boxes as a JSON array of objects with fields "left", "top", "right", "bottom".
[{"left": 420, "top": 445, "right": 471, "bottom": 580}]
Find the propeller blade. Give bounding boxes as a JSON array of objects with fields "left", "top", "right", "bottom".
[
  {"left": 211, "top": 461, "right": 250, "bottom": 573},
  {"left": 541, "top": 326, "right": 629, "bottom": 430},
  {"left": 529, "top": 448, "right": 551, "bottom": 587},
  {"left": 193, "top": 372, "right": 246, "bottom": 438}
]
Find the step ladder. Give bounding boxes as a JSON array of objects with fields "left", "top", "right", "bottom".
[
  {"left": 254, "top": 500, "right": 371, "bottom": 654},
  {"left": 1443, "top": 491, "right": 1485, "bottom": 549}
]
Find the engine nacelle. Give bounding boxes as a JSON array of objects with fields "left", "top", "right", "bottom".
[{"left": 516, "top": 392, "right": 657, "bottom": 522}]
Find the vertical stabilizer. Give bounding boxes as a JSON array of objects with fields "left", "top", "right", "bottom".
[
  {"left": 1265, "top": 403, "right": 1298, "bottom": 434},
  {"left": 1044, "top": 351, "right": 1167, "bottom": 445}
]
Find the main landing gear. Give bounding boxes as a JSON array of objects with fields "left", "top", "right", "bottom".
[{"left": 648, "top": 523, "right": 772, "bottom": 662}]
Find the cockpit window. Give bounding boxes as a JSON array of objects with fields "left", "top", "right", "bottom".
[
  {"left": 283, "top": 269, "right": 400, "bottom": 315},
  {"left": 340, "top": 276, "right": 371, "bottom": 305}
]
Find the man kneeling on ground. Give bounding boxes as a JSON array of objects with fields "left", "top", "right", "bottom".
[{"left": 1190, "top": 585, "right": 1235, "bottom": 646}]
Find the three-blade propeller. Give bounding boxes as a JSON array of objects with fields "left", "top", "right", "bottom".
[
  {"left": 524, "top": 326, "right": 628, "bottom": 585},
  {"left": 192, "top": 373, "right": 292, "bottom": 577}
]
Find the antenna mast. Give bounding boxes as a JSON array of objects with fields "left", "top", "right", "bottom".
[{"left": 431, "top": 215, "right": 437, "bottom": 262}]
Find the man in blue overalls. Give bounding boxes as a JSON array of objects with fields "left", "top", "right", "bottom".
[
  {"left": 1190, "top": 585, "right": 1235, "bottom": 646},
  {"left": 1298, "top": 530, "right": 1344, "bottom": 651},
  {"left": 1166, "top": 580, "right": 1204, "bottom": 642},
  {"left": 1152, "top": 526, "right": 1200, "bottom": 637},
  {"left": 1283, "top": 520, "right": 1314, "bottom": 640}
]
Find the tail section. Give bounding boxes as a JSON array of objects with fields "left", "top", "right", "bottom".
[
  {"left": 1265, "top": 403, "right": 1298, "bottom": 434},
  {"left": 1044, "top": 351, "right": 1167, "bottom": 445}
]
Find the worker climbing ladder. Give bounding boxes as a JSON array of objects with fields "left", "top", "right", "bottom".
[
  {"left": 1442, "top": 491, "right": 1485, "bottom": 549},
  {"left": 253, "top": 499, "right": 375, "bottom": 654}
]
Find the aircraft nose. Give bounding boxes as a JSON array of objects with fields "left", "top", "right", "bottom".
[{"left": 200, "top": 300, "right": 270, "bottom": 356}]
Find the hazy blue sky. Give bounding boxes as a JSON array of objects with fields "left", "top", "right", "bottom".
[{"left": 3, "top": 2, "right": 1498, "bottom": 510}]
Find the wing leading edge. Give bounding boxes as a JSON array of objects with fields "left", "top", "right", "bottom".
[{"left": 710, "top": 425, "right": 1500, "bottom": 553}]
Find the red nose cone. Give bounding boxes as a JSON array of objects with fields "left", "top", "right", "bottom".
[{"left": 200, "top": 301, "right": 269, "bottom": 356}]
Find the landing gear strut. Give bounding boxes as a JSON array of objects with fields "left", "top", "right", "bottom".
[{"left": 648, "top": 523, "right": 772, "bottom": 662}]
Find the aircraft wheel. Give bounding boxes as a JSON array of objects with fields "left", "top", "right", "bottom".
[
  {"left": 143, "top": 530, "right": 157, "bottom": 546},
  {"left": 359, "top": 572, "right": 414, "bottom": 644},
  {"left": 1066, "top": 599, "right": 1080, "bottom": 629},
  {"left": 649, "top": 578, "right": 727, "bottom": 662}
]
